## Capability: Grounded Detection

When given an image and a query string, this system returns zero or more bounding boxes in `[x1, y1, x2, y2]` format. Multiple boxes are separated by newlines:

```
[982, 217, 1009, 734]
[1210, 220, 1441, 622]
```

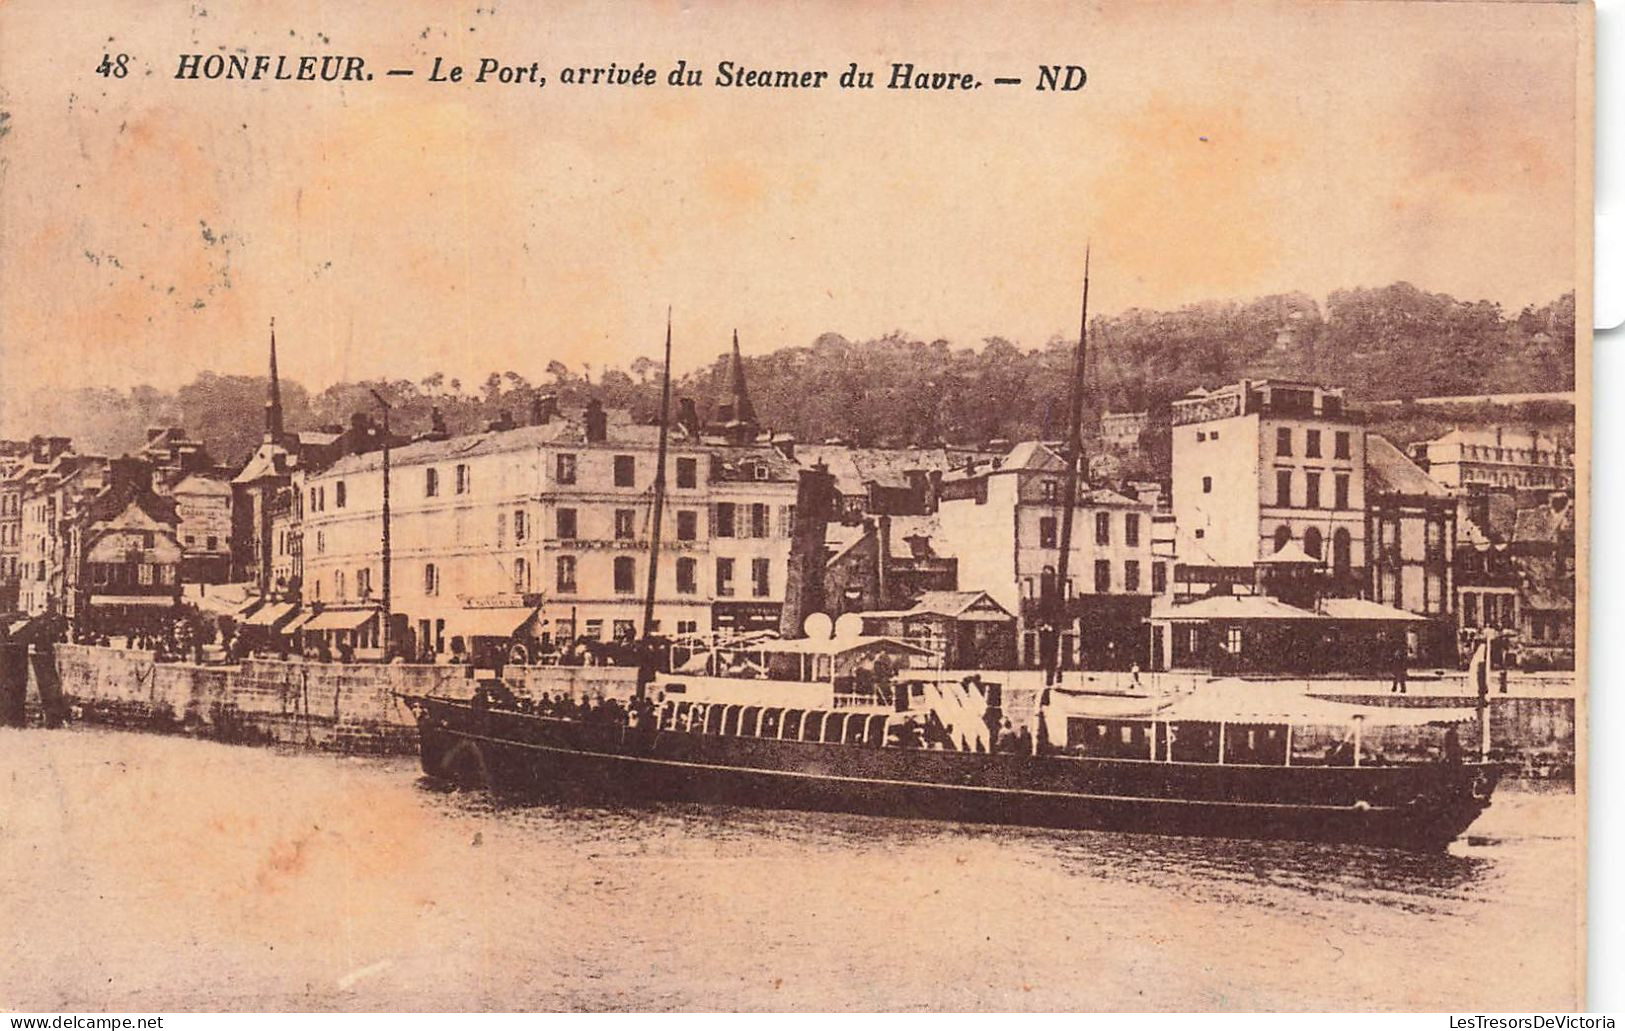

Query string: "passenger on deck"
[1443, 725, 1463, 764]
[889, 715, 925, 749]
[995, 718, 1020, 754]
[1324, 741, 1355, 766]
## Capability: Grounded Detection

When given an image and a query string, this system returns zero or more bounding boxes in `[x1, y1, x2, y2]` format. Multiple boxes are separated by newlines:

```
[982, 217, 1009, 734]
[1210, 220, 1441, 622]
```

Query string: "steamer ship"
[401, 267, 1503, 852]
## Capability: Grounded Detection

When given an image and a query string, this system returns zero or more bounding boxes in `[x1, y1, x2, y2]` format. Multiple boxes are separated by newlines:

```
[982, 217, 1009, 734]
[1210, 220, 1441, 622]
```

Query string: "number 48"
[96, 53, 129, 78]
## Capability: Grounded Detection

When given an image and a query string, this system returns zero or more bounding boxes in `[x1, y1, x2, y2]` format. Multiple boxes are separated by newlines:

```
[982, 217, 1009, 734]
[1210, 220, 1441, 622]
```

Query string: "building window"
[716, 557, 735, 597]
[513, 509, 527, 542]
[1202, 476, 1212, 494]
[1276, 470, 1292, 507]
[335, 569, 347, 601]
[1039, 516, 1057, 549]
[1305, 472, 1321, 509]
[357, 567, 372, 599]
[1276, 427, 1293, 456]
[206, 535, 218, 550]
[1094, 559, 1111, 593]
[1334, 473, 1350, 510]
[714, 503, 736, 538]
[309, 487, 319, 511]
[556, 508, 577, 539]
[614, 508, 636, 540]
[613, 556, 636, 593]
[512, 558, 530, 593]
[677, 510, 698, 541]
[455, 464, 470, 494]
[752, 558, 771, 598]
[1224, 627, 1243, 655]
[423, 563, 438, 596]
[556, 453, 577, 485]
[1125, 513, 1141, 547]
[1041, 480, 1058, 502]
[425, 468, 439, 497]
[1333, 528, 1352, 576]
[676, 556, 697, 594]
[1335, 431, 1351, 459]
[751, 503, 770, 538]
[316, 530, 325, 554]
[1152, 562, 1168, 594]
[1124, 559, 1141, 593]
[556, 556, 577, 593]
[676, 457, 698, 489]
[1274, 525, 1292, 552]
[137, 563, 154, 586]
[614, 455, 636, 487]
[1303, 527, 1323, 560]
[335, 481, 347, 508]
[1305, 429, 1322, 458]
[1095, 512, 1110, 546]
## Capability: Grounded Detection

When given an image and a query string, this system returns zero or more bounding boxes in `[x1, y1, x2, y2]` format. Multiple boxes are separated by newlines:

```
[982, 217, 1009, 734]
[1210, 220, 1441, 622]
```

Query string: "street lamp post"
[368, 389, 392, 661]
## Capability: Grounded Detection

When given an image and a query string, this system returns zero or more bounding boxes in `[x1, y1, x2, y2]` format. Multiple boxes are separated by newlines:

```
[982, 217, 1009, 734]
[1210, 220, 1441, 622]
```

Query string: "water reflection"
[423, 781, 1507, 917]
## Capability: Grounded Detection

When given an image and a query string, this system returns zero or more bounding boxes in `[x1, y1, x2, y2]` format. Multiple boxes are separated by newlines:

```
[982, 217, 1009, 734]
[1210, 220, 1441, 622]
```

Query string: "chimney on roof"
[531, 393, 559, 426]
[487, 409, 515, 432]
[585, 399, 608, 443]
[348, 412, 377, 455]
[676, 397, 702, 439]
[773, 434, 797, 461]
[424, 406, 450, 442]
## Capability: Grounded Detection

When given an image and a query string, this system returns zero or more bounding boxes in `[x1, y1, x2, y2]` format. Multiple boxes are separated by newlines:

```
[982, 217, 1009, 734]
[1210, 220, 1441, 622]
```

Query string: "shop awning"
[303, 608, 378, 632]
[458, 605, 539, 639]
[279, 610, 316, 634]
[241, 601, 297, 627]
[89, 595, 178, 608]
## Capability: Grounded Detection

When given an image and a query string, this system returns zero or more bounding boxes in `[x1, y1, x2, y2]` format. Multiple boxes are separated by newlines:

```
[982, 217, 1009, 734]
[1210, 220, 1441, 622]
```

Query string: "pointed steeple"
[725, 328, 756, 434]
[264, 317, 285, 444]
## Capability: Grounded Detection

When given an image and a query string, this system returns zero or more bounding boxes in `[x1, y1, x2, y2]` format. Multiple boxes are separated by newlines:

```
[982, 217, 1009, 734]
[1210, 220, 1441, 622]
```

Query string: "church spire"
[264, 317, 285, 443]
[726, 328, 756, 437]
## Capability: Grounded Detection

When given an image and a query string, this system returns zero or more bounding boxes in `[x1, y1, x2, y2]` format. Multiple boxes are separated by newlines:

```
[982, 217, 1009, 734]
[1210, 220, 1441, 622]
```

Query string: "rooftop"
[1366, 435, 1449, 498]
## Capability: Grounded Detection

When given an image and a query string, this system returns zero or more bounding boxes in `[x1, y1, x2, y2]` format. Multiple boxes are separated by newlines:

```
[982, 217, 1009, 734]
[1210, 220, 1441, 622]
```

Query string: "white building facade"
[936, 442, 1156, 669]
[300, 407, 796, 658]
[1171, 380, 1368, 588]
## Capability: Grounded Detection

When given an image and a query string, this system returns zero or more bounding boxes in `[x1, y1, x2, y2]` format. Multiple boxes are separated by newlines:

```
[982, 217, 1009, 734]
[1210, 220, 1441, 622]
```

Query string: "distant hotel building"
[1408, 426, 1574, 492]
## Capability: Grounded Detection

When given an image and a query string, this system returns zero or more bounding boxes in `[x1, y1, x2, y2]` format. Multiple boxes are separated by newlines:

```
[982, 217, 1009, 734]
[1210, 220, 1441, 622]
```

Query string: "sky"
[0, 0, 1589, 430]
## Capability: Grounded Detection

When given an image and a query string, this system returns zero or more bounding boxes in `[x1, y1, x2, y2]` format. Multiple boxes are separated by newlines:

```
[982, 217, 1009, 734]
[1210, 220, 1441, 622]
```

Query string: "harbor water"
[0, 726, 1582, 1011]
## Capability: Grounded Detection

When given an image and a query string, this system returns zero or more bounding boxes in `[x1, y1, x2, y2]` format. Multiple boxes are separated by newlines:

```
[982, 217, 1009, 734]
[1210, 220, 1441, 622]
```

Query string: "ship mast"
[639, 309, 674, 696]
[1048, 248, 1091, 686]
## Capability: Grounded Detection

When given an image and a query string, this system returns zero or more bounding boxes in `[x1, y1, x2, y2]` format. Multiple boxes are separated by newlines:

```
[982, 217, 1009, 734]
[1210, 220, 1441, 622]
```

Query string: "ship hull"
[408, 697, 1500, 852]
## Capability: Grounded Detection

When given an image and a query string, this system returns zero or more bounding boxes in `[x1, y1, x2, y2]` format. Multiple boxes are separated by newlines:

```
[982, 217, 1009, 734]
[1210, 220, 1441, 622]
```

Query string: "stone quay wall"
[52, 644, 640, 754]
